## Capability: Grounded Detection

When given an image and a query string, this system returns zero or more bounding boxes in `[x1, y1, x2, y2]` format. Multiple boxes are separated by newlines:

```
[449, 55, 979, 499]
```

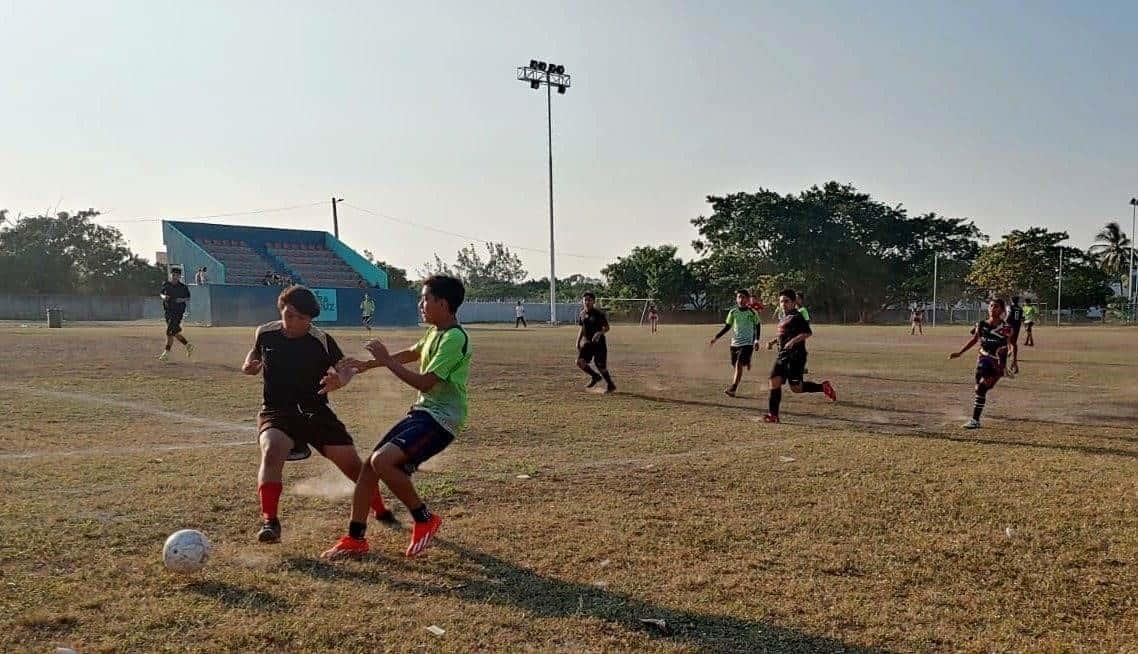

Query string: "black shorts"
[578, 340, 608, 369]
[165, 310, 185, 336]
[730, 345, 754, 368]
[257, 405, 353, 453]
[362, 314, 373, 324]
[375, 411, 454, 475]
[975, 354, 1004, 385]
[1009, 322, 1022, 344]
[770, 354, 806, 385]
[1024, 321, 1034, 333]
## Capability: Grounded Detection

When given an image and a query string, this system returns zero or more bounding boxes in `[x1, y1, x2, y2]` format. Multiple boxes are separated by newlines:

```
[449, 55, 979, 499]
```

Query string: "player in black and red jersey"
[949, 298, 1014, 430]
[761, 289, 836, 423]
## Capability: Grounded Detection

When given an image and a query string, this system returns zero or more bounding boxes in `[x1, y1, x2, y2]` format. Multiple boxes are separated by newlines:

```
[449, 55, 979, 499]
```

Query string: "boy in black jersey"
[1006, 296, 1024, 375]
[577, 292, 615, 393]
[158, 268, 194, 362]
[761, 289, 836, 423]
[241, 285, 393, 543]
[949, 298, 1014, 430]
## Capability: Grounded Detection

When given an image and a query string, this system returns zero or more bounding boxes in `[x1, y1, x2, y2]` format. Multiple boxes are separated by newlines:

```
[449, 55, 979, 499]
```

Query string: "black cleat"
[585, 376, 602, 389]
[257, 519, 282, 543]
[604, 383, 617, 394]
[286, 442, 312, 462]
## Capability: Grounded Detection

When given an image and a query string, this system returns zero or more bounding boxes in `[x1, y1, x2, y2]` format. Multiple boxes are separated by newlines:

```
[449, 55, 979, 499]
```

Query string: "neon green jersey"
[360, 297, 375, 316]
[411, 325, 472, 434]
[1023, 305, 1038, 322]
[798, 306, 811, 322]
[725, 306, 760, 347]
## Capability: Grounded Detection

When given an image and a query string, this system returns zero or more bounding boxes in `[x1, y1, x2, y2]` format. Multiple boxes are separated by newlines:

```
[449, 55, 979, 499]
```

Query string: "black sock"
[348, 520, 367, 539]
[973, 387, 987, 421]
[801, 381, 823, 393]
[601, 371, 614, 386]
[769, 387, 782, 415]
[584, 366, 601, 381]
[410, 504, 432, 524]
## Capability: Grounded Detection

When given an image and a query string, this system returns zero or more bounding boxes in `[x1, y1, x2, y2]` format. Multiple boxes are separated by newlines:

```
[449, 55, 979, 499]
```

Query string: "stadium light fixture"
[517, 59, 572, 324]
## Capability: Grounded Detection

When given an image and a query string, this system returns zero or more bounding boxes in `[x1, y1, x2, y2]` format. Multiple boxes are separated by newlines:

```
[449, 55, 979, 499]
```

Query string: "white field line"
[0, 384, 256, 460]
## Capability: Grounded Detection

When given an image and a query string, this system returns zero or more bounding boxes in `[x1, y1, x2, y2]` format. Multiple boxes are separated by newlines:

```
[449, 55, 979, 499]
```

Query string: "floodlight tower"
[1130, 197, 1137, 321]
[517, 60, 571, 324]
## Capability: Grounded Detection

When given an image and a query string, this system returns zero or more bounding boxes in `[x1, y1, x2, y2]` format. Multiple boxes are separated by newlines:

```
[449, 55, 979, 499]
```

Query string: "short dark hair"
[582, 291, 596, 300]
[1012, 295, 1020, 302]
[170, 268, 182, 275]
[423, 275, 465, 313]
[278, 285, 321, 318]
[779, 288, 797, 301]
[735, 288, 750, 297]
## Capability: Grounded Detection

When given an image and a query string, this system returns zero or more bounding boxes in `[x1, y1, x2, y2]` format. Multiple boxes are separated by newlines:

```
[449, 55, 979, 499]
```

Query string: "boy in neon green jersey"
[709, 289, 761, 397]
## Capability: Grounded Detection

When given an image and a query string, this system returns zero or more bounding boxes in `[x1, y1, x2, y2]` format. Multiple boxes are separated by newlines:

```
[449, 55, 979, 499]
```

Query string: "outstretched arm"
[948, 334, 979, 359]
[710, 323, 731, 344]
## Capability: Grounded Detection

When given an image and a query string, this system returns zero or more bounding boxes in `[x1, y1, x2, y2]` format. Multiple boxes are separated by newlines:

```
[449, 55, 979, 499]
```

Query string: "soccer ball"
[162, 529, 211, 573]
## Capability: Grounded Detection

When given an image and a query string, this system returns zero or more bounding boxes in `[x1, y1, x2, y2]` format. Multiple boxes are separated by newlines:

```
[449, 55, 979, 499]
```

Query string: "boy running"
[322, 275, 472, 559]
[761, 289, 836, 423]
[949, 298, 1013, 429]
[158, 268, 194, 362]
[360, 293, 376, 331]
[910, 305, 924, 335]
[242, 285, 394, 544]
[577, 292, 616, 393]
[709, 289, 761, 397]
[1006, 296, 1024, 374]
[1022, 300, 1038, 346]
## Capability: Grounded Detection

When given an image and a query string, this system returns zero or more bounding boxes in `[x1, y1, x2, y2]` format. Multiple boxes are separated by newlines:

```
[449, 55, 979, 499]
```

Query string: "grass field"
[2, 320, 1137, 653]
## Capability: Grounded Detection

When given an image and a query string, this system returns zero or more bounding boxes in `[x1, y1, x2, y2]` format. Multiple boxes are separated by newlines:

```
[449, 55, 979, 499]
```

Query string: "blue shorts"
[375, 411, 454, 474]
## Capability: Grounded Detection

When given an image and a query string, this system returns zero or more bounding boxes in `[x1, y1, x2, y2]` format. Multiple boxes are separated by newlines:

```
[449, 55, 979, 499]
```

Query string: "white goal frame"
[597, 297, 657, 325]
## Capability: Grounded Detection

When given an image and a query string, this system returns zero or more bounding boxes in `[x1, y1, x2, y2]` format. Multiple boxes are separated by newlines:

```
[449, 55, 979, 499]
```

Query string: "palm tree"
[1089, 221, 1133, 279]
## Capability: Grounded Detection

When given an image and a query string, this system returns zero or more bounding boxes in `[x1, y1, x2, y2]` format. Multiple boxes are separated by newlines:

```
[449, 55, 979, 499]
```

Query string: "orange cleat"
[321, 535, 369, 560]
[405, 514, 442, 558]
[762, 413, 780, 423]
[822, 380, 837, 402]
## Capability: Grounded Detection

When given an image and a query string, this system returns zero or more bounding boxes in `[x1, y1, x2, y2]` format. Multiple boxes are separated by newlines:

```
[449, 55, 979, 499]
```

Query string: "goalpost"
[597, 297, 657, 325]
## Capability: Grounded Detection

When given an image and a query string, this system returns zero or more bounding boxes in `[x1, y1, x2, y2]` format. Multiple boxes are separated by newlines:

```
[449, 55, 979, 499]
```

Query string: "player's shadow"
[285, 547, 884, 653]
[183, 580, 290, 612]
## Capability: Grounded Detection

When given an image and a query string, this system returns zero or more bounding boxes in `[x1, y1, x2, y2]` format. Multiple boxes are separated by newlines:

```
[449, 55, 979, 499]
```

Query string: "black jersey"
[776, 311, 812, 358]
[161, 281, 191, 312]
[1007, 304, 1024, 326]
[253, 321, 344, 409]
[973, 320, 1012, 357]
[578, 307, 610, 341]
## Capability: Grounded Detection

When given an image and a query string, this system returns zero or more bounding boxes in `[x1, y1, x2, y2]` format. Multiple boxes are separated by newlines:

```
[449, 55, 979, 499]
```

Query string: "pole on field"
[931, 252, 938, 327]
[1056, 247, 1063, 327]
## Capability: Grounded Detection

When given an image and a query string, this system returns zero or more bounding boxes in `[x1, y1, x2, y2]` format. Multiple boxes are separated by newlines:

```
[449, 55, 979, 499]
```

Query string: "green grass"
[1, 321, 1136, 652]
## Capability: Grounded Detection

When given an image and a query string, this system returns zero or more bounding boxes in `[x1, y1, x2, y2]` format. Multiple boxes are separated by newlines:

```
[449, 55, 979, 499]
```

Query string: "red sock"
[258, 481, 282, 521]
[370, 486, 388, 515]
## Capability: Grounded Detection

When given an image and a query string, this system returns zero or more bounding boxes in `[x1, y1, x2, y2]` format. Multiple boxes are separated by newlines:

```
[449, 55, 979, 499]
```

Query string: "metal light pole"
[1129, 198, 1137, 321]
[931, 252, 938, 327]
[331, 197, 344, 239]
[1056, 247, 1063, 327]
[518, 60, 571, 324]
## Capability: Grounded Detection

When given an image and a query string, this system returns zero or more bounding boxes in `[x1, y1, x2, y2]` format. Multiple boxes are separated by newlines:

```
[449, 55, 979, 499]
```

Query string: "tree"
[416, 254, 455, 280]
[0, 209, 166, 295]
[601, 245, 692, 309]
[691, 182, 984, 321]
[362, 249, 411, 289]
[421, 242, 528, 299]
[1088, 221, 1132, 283]
[966, 228, 1067, 298]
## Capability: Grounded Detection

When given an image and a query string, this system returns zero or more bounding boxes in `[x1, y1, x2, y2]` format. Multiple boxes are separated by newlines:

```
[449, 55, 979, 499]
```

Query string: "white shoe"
[158, 351, 170, 362]
[963, 418, 981, 430]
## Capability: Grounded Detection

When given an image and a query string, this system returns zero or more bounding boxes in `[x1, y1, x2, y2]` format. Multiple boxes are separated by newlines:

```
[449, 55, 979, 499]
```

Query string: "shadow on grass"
[184, 580, 290, 612]
[284, 549, 885, 653]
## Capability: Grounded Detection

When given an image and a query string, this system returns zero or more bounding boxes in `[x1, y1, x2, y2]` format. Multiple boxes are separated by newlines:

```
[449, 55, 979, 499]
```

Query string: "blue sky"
[2, 1, 1135, 278]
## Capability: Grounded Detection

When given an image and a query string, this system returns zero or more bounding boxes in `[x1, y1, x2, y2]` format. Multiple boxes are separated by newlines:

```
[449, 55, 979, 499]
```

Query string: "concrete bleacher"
[194, 238, 290, 286]
[266, 242, 365, 288]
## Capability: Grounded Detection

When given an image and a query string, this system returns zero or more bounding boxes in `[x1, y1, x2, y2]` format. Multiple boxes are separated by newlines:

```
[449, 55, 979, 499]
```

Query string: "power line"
[339, 202, 613, 262]
[97, 202, 325, 225]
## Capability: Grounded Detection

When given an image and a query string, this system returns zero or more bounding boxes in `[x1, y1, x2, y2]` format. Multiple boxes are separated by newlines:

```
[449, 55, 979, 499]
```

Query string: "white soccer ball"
[162, 529, 211, 573]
